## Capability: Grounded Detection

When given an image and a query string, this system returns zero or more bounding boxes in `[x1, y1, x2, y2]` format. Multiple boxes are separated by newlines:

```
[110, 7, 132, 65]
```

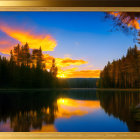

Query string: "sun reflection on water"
[32, 97, 100, 132]
[56, 98, 100, 118]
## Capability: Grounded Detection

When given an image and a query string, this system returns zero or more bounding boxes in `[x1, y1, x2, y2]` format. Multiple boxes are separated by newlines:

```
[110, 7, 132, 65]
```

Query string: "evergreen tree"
[97, 45, 140, 88]
[50, 59, 58, 77]
[0, 43, 59, 88]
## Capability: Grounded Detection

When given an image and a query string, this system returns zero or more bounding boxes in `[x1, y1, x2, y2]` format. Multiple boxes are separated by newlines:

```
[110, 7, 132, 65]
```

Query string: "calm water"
[0, 89, 140, 132]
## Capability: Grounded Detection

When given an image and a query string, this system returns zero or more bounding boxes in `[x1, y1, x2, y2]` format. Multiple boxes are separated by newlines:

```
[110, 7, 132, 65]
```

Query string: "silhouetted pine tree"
[0, 43, 59, 88]
[97, 45, 140, 88]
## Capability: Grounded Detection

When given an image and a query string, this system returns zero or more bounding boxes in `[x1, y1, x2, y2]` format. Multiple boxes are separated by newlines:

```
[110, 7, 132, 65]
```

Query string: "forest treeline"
[97, 45, 140, 88]
[0, 43, 59, 88]
[0, 43, 98, 89]
[59, 78, 98, 88]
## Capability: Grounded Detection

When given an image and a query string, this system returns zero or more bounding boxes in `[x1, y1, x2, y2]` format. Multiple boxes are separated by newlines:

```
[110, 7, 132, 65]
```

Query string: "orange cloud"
[109, 12, 140, 30]
[0, 41, 12, 54]
[0, 22, 100, 78]
[56, 57, 88, 68]
[0, 39, 18, 54]
[0, 40, 10, 45]
[57, 68, 100, 78]
[61, 58, 87, 66]
[69, 69, 100, 78]
[43, 54, 100, 78]
[43, 54, 95, 78]
[0, 22, 57, 53]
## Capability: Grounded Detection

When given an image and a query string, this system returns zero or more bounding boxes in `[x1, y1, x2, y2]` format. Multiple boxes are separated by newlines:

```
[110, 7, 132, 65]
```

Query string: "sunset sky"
[0, 12, 138, 78]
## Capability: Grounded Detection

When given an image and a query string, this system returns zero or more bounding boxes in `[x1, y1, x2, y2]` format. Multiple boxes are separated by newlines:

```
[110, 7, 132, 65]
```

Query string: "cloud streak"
[43, 54, 95, 78]
[57, 68, 100, 78]
[44, 55, 87, 67]
[0, 21, 100, 78]
[0, 22, 57, 53]
[0, 34, 18, 54]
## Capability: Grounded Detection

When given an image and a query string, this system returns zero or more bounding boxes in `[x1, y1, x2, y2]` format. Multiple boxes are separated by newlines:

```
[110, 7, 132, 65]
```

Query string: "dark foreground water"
[0, 89, 140, 132]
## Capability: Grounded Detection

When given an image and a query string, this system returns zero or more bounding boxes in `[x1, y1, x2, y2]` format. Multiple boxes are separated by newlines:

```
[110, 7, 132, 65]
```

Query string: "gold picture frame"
[0, 0, 140, 139]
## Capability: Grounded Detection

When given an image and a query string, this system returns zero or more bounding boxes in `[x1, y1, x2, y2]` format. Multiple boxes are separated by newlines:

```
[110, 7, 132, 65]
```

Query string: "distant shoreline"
[96, 88, 140, 91]
[0, 88, 139, 92]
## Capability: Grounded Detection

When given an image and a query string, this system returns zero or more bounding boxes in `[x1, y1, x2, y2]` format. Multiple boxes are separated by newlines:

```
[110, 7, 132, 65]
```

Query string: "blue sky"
[0, 12, 137, 77]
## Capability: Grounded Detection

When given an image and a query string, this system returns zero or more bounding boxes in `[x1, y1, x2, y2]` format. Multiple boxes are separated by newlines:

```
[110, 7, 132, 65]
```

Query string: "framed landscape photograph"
[1, 0, 140, 139]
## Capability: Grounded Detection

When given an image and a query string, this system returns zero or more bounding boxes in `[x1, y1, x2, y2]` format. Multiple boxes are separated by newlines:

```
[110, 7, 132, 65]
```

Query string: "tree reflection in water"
[0, 89, 140, 132]
[0, 89, 97, 132]
[0, 91, 58, 132]
[97, 90, 140, 132]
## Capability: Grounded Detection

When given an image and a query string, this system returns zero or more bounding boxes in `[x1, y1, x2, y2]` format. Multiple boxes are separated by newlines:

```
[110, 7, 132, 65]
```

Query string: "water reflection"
[0, 89, 140, 132]
[56, 98, 100, 118]
[0, 91, 58, 132]
[97, 90, 140, 132]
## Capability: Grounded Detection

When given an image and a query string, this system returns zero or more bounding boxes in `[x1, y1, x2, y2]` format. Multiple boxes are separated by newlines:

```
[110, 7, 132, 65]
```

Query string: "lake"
[0, 89, 140, 132]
